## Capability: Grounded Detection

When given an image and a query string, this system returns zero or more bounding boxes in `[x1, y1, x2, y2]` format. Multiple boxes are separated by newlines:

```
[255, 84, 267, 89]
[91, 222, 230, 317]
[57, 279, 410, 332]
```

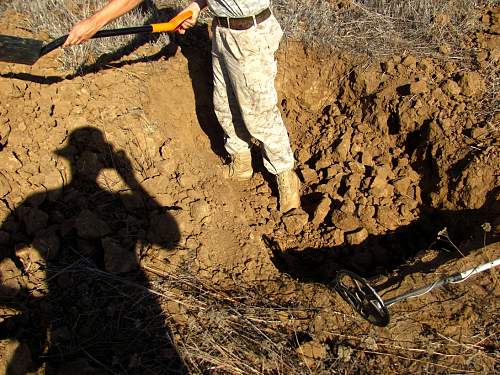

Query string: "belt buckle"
[216, 17, 228, 28]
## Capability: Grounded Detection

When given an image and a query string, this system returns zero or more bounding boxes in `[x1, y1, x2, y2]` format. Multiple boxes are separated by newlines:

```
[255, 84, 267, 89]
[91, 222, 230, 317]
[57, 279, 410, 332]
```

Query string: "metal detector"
[335, 258, 500, 327]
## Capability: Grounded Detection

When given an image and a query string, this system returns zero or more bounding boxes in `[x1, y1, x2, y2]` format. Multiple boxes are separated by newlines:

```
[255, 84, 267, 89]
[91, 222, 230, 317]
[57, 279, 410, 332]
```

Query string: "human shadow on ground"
[0, 127, 187, 374]
[175, 25, 226, 159]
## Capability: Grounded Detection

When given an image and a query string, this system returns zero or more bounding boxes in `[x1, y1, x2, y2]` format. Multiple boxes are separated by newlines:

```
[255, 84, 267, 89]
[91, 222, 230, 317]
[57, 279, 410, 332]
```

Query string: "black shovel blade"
[0, 35, 44, 65]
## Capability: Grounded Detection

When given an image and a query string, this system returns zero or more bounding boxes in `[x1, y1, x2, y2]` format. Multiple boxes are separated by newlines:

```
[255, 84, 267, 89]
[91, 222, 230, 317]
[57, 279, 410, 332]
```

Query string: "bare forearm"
[90, 0, 145, 28]
[64, 0, 144, 45]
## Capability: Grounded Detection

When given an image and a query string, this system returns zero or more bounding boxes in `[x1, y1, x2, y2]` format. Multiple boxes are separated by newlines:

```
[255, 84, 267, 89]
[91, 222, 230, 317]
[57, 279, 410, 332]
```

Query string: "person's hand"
[177, 2, 202, 34]
[63, 16, 103, 46]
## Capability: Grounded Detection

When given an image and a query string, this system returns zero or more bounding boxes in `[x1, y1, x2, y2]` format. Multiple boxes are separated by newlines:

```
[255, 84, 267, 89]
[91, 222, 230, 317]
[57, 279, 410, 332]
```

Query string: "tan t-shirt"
[208, 0, 270, 17]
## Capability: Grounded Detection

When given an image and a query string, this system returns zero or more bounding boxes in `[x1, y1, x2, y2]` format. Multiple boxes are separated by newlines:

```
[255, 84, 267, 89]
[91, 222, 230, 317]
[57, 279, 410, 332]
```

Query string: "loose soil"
[0, 5, 499, 375]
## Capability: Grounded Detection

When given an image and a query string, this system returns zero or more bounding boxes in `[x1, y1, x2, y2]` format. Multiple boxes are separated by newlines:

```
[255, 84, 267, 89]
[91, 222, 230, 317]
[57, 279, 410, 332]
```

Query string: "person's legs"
[220, 16, 294, 175]
[212, 24, 254, 180]
[212, 25, 253, 153]
[217, 16, 299, 211]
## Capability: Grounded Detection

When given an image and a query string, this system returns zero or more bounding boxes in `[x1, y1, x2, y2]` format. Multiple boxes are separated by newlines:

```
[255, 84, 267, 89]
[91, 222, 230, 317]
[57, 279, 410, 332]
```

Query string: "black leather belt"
[215, 8, 271, 30]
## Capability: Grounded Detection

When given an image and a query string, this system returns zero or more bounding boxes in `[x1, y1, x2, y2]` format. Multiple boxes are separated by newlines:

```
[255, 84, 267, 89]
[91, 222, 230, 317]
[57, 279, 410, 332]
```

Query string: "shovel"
[0, 10, 192, 65]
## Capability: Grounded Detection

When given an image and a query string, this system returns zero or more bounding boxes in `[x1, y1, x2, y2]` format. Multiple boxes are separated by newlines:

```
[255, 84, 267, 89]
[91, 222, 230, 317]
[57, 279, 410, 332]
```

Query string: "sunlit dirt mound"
[0, 5, 499, 375]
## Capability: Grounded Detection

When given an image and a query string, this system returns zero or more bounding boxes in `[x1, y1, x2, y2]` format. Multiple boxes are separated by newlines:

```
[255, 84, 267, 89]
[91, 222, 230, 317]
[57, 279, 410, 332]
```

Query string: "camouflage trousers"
[211, 14, 294, 174]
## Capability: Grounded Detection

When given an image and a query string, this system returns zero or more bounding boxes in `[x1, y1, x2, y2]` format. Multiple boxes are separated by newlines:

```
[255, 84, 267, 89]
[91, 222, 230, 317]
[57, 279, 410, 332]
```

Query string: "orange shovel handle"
[151, 10, 194, 33]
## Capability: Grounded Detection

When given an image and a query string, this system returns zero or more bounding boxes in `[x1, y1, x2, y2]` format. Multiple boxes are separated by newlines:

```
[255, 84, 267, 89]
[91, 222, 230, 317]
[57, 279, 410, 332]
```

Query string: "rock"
[346, 228, 369, 245]
[361, 149, 374, 166]
[340, 199, 356, 214]
[315, 150, 334, 170]
[282, 209, 309, 234]
[346, 160, 365, 175]
[102, 237, 137, 274]
[399, 204, 413, 221]
[157, 158, 178, 177]
[296, 147, 312, 164]
[330, 210, 361, 231]
[392, 177, 412, 196]
[185, 237, 199, 250]
[0, 172, 12, 198]
[369, 176, 394, 198]
[410, 80, 428, 95]
[141, 175, 170, 197]
[332, 229, 345, 246]
[295, 341, 328, 367]
[376, 206, 399, 230]
[352, 68, 381, 95]
[75, 210, 111, 240]
[44, 170, 64, 201]
[190, 199, 211, 223]
[458, 71, 485, 97]
[471, 127, 488, 140]
[0, 153, 21, 176]
[358, 204, 376, 222]
[33, 231, 60, 260]
[147, 211, 181, 246]
[325, 164, 343, 179]
[374, 164, 394, 180]
[441, 80, 461, 96]
[177, 172, 198, 188]
[337, 345, 353, 362]
[402, 55, 417, 68]
[312, 195, 331, 225]
[346, 173, 363, 191]
[0, 258, 22, 297]
[332, 128, 352, 162]
[17, 206, 49, 235]
[52, 99, 73, 118]
[299, 165, 319, 184]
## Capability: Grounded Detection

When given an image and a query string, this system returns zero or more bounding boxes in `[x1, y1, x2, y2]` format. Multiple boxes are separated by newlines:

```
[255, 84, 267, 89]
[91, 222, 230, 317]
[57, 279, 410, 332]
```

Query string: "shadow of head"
[54, 126, 118, 181]
[22, 125, 182, 255]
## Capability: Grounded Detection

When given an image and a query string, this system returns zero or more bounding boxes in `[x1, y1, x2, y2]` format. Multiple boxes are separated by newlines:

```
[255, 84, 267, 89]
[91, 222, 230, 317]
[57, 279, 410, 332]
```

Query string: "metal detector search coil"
[335, 258, 500, 327]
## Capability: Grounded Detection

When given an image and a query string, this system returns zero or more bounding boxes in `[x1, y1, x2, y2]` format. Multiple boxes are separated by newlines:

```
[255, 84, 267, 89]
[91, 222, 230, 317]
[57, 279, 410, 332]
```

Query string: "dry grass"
[6, 0, 496, 70]
[37, 258, 315, 374]
[274, 0, 489, 58]
[38, 256, 498, 374]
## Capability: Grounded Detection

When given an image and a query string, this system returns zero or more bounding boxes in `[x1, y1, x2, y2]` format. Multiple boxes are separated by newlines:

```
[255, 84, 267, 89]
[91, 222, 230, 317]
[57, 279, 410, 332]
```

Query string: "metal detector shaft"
[384, 258, 500, 307]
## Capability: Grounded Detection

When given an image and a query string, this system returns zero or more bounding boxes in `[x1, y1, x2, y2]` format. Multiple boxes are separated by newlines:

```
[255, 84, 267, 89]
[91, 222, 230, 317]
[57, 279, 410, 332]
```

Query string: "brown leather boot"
[276, 170, 301, 212]
[222, 152, 253, 181]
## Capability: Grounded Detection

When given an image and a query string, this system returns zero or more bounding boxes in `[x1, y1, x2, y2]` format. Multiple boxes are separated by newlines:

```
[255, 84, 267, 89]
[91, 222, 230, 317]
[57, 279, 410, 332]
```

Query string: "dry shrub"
[8, 0, 495, 68]
[274, 0, 490, 58]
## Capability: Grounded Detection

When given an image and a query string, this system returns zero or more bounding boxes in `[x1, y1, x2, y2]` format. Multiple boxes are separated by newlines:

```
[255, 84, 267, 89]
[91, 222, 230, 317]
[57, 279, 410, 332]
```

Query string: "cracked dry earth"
[0, 5, 499, 375]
